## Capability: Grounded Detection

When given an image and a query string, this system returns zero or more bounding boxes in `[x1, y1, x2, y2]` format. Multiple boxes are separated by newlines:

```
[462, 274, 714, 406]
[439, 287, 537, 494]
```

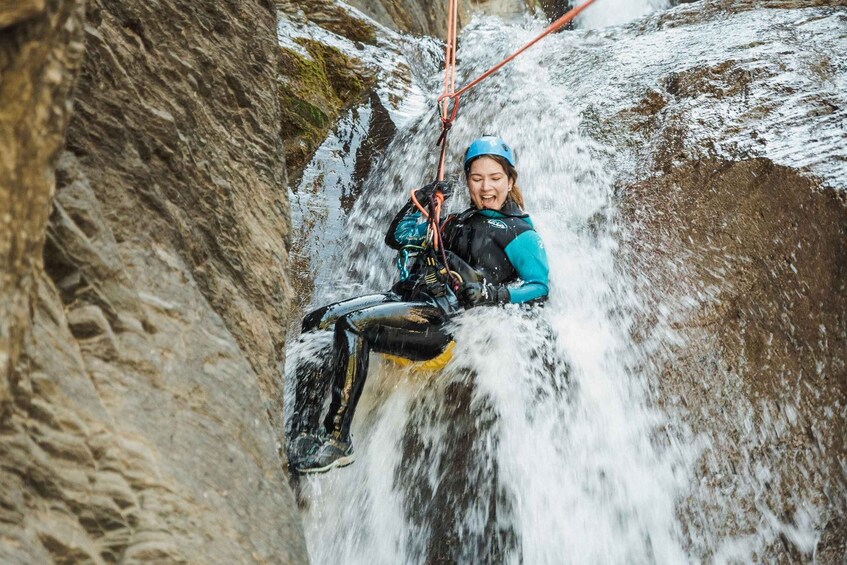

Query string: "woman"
[288, 136, 549, 473]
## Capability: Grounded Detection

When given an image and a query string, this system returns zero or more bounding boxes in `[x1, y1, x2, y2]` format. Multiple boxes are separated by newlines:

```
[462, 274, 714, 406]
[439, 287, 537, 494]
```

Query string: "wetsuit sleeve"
[503, 231, 549, 304]
[385, 201, 427, 249]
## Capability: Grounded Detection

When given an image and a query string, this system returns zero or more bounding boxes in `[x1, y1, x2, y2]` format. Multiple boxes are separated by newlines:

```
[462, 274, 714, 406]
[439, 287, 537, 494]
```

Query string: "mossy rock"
[308, 8, 378, 45]
[278, 45, 338, 117]
[279, 83, 328, 136]
[277, 39, 376, 181]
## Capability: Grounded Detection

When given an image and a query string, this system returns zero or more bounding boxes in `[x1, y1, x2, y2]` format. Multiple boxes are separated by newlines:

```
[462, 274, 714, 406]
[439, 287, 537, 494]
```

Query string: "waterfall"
[284, 1, 840, 562]
[288, 8, 693, 563]
[576, 0, 670, 29]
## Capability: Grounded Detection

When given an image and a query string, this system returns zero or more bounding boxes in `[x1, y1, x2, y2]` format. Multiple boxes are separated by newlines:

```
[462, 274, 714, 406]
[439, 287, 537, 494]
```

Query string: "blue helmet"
[463, 136, 516, 173]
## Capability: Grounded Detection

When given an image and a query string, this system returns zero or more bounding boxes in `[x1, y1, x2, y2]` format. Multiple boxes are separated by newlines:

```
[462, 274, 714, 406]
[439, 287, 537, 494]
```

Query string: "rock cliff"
[1, 0, 308, 562]
[1, 0, 84, 408]
[276, 0, 379, 181]
[597, 1, 846, 559]
[5, 0, 845, 561]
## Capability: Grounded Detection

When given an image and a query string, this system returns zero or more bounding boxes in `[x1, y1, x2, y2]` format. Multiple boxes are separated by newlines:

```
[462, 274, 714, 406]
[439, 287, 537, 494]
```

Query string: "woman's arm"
[385, 202, 427, 249]
[503, 230, 549, 303]
[385, 181, 454, 249]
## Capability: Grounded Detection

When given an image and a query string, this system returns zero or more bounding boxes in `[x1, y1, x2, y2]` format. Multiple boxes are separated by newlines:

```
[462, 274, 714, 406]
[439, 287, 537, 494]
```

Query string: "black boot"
[296, 436, 355, 474]
[287, 335, 334, 472]
[297, 313, 370, 473]
[287, 432, 323, 471]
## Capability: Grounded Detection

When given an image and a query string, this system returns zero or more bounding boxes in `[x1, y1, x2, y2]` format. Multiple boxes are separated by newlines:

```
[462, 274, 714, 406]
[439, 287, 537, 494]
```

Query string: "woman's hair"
[465, 155, 525, 210]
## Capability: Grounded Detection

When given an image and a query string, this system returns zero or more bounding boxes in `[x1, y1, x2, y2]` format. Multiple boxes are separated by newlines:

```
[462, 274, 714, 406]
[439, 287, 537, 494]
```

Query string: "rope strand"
[424, 0, 601, 285]
[453, 0, 599, 99]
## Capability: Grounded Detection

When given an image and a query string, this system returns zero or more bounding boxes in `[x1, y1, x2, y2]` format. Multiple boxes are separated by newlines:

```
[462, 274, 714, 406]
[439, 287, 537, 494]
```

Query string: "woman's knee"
[335, 311, 364, 336]
[302, 305, 332, 332]
[302, 294, 390, 333]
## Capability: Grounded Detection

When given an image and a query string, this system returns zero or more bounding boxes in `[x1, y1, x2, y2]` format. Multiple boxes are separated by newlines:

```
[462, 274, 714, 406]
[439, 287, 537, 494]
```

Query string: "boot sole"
[297, 453, 356, 474]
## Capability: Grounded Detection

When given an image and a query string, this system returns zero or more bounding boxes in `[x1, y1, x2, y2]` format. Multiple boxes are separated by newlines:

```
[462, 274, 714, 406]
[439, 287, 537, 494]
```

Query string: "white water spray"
[576, 0, 670, 29]
[286, 3, 697, 561]
[283, 0, 842, 562]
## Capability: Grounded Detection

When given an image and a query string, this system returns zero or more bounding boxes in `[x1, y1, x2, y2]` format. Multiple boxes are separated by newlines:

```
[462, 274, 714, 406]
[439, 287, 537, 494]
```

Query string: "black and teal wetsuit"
[391, 199, 549, 304]
[290, 198, 549, 445]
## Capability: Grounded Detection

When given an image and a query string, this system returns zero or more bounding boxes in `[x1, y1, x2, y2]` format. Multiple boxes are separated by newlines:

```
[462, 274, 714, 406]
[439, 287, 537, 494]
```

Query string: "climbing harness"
[396, 245, 425, 281]
[406, 182, 461, 299]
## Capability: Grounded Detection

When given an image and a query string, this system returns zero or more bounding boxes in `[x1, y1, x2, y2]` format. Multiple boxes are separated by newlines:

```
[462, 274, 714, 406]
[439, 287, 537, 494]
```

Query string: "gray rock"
[1, 0, 309, 562]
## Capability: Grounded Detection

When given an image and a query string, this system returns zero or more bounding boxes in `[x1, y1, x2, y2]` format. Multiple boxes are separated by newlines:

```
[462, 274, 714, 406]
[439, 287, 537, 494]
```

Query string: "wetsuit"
[291, 198, 549, 443]
[391, 199, 549, 304]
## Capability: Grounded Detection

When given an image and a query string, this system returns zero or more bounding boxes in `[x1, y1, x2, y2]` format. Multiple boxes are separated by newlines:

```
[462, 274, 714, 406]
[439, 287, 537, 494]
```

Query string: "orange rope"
[432, 195, 443, 249]
[438, 0, 601, 106]
[441, 0, 458, 105]
[410, 189, 446, 249]
[436, 0, 461, 181]
[410, 188, 430, 218]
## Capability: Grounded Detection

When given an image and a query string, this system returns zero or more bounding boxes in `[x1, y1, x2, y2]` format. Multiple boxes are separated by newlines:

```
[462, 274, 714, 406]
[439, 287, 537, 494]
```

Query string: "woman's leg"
[297, 300, 451, 472]
[323, 301, 452, 444]
[301, 294, 395, 333]
[290, 295, 392, 438]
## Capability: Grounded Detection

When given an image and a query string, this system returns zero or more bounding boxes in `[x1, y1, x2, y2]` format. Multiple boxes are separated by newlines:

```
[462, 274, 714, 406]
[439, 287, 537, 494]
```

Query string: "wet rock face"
[277, 36, 377, 181]
[622, 158, 847, 560]
[529, 0, 572, 19]
[279, 0, 379, 43]
[528, 0, 699, 21]
[1, 0, 309, 562]
[605, 1, 846, 559]
[343, 0, 462, 36]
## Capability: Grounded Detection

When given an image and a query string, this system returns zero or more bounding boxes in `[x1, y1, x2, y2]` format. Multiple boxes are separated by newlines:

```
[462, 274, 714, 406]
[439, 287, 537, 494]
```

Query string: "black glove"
[414, 180, 453, 207]
[459, 281, 510, 308]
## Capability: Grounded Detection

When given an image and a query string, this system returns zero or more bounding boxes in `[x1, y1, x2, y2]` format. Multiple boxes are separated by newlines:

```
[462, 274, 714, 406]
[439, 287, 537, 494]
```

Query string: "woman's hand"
[414, 180, 453, 206]
[459, 282, 510, 307]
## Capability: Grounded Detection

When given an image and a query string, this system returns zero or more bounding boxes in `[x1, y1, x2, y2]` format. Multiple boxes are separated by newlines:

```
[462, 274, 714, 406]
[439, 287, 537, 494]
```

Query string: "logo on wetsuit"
[487, 219, 508, 230]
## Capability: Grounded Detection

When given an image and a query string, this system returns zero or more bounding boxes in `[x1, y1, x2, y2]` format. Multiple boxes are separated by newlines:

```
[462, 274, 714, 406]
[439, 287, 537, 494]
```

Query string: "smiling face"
[467, 156, 513, 210]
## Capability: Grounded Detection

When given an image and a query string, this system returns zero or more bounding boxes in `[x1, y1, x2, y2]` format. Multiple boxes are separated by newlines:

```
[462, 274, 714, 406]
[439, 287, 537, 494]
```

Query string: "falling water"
[577, 0, 669, 29]
[284, 1, 840, 562]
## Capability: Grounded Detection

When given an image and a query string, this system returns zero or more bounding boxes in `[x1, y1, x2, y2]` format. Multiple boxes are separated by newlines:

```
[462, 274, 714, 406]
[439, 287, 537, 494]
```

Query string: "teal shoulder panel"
[503, 230, 549, 303]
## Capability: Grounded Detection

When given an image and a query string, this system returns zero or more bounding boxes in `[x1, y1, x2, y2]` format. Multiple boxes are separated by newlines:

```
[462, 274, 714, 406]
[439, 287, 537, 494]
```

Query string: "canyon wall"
[1, 0, 308, 562]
